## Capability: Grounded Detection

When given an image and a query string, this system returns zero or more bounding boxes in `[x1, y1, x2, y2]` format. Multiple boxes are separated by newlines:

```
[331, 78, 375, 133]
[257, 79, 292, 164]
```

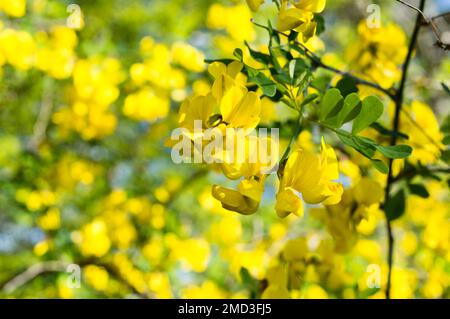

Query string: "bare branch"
[27, 77, 54, 153]
[384, 0, 427, 299]
[431, 11, 450, 21]
[1, 260, 70, 294]
[396, 0, 450, 50]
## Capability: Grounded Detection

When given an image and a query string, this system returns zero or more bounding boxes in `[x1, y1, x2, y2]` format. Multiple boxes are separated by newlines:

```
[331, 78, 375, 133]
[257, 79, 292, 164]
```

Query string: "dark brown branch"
[383, 0, 427, 299]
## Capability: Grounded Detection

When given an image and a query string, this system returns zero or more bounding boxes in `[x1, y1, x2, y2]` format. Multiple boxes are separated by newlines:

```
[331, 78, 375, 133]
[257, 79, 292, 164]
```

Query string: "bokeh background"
[0, 0, 449, 298]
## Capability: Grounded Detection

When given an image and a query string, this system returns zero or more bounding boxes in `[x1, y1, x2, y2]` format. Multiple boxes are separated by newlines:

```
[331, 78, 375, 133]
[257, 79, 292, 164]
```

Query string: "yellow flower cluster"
[54, 156, 99, 190]
[124, 36, 204, 122]
[35, 26, 78, 79]
[53, 57, 124, 140]
[397, 101, 444, 165]
[0, 24, 77, 76]
[346, 22, 407, 89]
[311, 178, 384, 253]
[176, 60, 343, 217]
[262, 237, 352, 298]
[207, 3, 255, 43]
[247, 0, 326, 41]
[15, 188, 58, 212]
[74, 189, 158, 257]
[177, 61, 272, 214]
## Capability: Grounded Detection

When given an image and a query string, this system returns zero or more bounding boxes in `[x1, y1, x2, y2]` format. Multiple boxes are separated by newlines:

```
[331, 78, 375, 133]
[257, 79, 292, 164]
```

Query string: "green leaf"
[287, 58, 309, 86]
[239, 267, 258, 298]
[371, 122, 409, 140]
[204, 58, 235, 64]
[336, 76, 358, 97]
[310, 74, 332, 92]
[372, 159, 389, 174]
[288, 30, 299, 42]
[443, 135, 450, 145]
[313, 14, 325, 35]
[409, 184, 430, 198]
[385, 189, 406, 221]
[319, 88, 343, 122]
[442, 82, 450, 95]
[289, 59, 296, 80]
[300, 94, 318, 107]
[336, 93, 361, 127]
[337, 130, 376, 158]
[441, 149, 450, 164]
[246, 68, 277, 97]
[245, 41, 272, 65]
[441, 114, 450, 133]
[375, 144, 412, 159]
[233, 48, 243, 61]
[352, 96, 384, 134]
[240, 267, 254, 285]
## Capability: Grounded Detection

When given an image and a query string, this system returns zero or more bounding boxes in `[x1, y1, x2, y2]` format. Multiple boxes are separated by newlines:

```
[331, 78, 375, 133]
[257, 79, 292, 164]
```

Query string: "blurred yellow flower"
[84, 265, 109, 292]
[78, 219, 111, 257]
[0, 0, 26, 17]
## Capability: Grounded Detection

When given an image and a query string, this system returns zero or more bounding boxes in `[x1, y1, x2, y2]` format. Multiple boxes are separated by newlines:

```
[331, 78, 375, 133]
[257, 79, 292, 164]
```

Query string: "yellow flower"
[219, 84, 261, 131]
[0, 0, 26, 17]
[169, 238, 211, 272]
[123, 88, 170, 122]
[207, 4, 255, 42]
[84, 265, 109, 292]
[346, 22, 407, 89]
[33, 239, 51, 256]
[0, 29, 35, 70]
[208, 61, 247, 100]
[171, 42, 205, 72]
[212, 179, 262, 215]
[276, 138, 343, 218]
[35, 26, 77, 79]
[182, 280, 227, 299]
[178, 62, 260, 139]
[212, 134, 279, 215]
[78, 219, 111, 257]
[278, 0, 326, 41]
[353, 177, 383, 206]
[37, 207, 61, 231]
[178, 93, 216, 132]
[246, 0, 264, 12]
[398, 101, 444, 165]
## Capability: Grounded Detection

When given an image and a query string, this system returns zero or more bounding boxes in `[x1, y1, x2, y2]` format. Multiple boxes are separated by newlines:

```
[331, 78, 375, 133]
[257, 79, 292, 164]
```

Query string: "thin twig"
[383, 0, 427, 299]
[27, 77, 54, 152]
[0, 259, 150, 298]
[0, 260, 70, 294]
[431, 11, 450, 21]
[396, 0, 449, 50]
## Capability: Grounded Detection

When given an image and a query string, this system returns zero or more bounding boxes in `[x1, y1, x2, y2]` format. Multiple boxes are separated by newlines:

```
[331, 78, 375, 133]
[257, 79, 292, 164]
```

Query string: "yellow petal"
[212, 185, 259, 215]
[246, 0, 264, 12]
[238, 178, 264, 202]
[294, 0, 327, 13]
[275, 188, 304, 218]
